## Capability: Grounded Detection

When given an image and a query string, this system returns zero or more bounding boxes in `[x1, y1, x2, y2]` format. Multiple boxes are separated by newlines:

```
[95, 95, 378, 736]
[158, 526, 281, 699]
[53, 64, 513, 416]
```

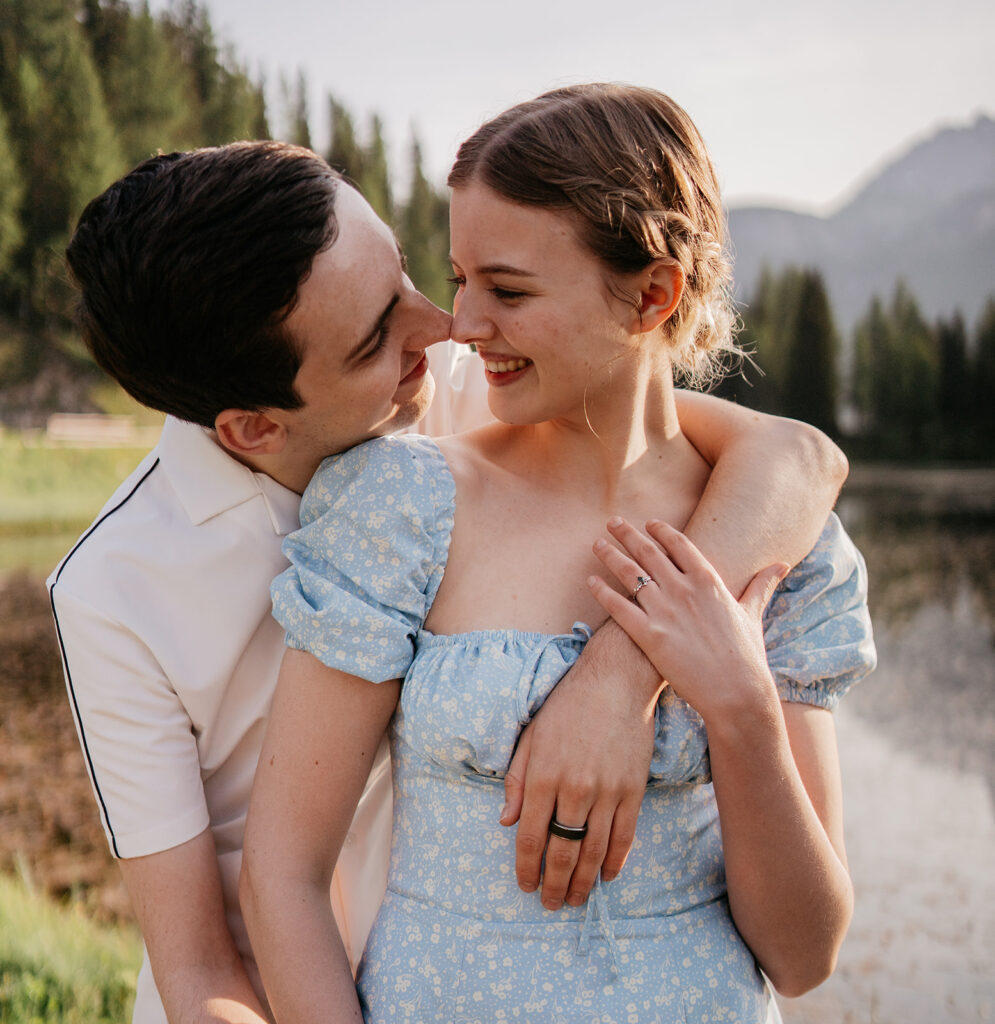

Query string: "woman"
[242, 84, 875, 1022]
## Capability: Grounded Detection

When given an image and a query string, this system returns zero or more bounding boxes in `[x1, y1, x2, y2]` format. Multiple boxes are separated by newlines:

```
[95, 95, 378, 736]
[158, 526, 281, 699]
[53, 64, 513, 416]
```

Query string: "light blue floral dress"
[271, 435, 876, 1024]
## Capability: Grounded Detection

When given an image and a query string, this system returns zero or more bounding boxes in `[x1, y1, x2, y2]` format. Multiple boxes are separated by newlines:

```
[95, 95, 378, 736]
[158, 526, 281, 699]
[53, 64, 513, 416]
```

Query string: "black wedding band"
[548, 817, 589, 841]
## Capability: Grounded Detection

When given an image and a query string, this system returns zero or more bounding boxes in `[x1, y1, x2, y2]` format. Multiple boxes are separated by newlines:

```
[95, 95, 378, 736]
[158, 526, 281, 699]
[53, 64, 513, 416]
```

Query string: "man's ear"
[634, 261, 685, 334]
[214, 408, 288, 457]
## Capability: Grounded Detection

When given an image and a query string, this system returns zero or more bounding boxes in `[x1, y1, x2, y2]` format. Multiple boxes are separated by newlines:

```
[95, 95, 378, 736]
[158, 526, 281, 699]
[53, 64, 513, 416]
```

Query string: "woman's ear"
[635, 261, 685, 334]
[214, 408, 288, 457]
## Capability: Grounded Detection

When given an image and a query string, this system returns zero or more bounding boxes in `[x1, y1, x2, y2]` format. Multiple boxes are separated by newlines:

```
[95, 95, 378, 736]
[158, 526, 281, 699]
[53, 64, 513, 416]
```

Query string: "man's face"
[277, 185, 452, 468]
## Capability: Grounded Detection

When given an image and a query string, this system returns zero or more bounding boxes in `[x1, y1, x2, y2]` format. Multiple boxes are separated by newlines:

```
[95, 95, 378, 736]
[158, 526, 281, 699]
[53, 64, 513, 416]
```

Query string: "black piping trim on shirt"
[49, 457, 162, 859]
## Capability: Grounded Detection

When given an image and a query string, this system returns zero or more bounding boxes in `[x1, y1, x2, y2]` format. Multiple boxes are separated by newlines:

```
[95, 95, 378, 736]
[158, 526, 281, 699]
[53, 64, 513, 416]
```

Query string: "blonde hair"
[448, 83, 738, 386]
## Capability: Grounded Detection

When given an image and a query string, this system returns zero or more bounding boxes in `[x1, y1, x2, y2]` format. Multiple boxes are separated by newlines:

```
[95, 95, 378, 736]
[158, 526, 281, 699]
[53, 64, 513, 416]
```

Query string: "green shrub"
[0, 872, 141, 1023]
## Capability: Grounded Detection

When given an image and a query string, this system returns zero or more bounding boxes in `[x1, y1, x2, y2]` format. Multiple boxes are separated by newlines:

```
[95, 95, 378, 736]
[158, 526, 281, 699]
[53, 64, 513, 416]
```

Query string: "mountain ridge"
[727, 114, 995, 332]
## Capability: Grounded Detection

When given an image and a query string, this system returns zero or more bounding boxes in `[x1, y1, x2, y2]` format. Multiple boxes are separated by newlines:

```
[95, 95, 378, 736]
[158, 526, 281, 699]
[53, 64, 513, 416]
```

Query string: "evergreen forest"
[1, 0, 991, 461]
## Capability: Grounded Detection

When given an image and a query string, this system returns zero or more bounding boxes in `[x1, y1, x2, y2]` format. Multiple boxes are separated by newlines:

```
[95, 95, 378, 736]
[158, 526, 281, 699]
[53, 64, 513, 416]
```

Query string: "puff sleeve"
[270, 435, 454, 683]
[762, 512, 877, 709]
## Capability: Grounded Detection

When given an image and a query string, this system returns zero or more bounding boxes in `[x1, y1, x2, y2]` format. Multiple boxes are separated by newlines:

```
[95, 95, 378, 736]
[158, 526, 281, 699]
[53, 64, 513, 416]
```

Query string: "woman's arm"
[504, 395, 848, 911]
[588, 518, 853, 995]
[240, 650, 400, 1024]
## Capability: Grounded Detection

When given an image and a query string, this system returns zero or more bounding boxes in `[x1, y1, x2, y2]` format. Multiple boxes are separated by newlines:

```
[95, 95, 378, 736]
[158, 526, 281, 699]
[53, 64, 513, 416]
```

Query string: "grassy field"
[2, 433, 151, 1020]
[0, 431, 155, 526]
[0, 868, 141, 1022]
[0, 430, 158, 574]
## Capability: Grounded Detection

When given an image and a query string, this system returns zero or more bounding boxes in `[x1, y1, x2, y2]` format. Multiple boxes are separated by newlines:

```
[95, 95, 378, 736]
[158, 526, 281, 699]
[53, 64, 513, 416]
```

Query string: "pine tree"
[970, 297, 995, 456]
[280, 69, 311, 149]
[326, 96, 363, 182]
[161, 0, 268, 144]
[89, 2, 201, 165]
[359, 114, 393, 223]
[79, 0, 131, 72]
[782, 270, 839, 435]
[0, 102, 24, 283]
[204, 46, 269, 141]
[0, 0, 122, 334]
[399, 137, 452, 311]
[853, 295, 891, 435]
[728, 265, 804, 414]
[890, 282, 940, 453]
[936, 313, 969, 445]
[853, 283, 940, 456]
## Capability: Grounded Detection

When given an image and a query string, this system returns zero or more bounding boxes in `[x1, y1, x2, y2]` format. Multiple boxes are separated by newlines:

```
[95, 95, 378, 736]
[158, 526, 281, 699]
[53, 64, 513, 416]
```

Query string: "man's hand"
[502, 622, 663, 910]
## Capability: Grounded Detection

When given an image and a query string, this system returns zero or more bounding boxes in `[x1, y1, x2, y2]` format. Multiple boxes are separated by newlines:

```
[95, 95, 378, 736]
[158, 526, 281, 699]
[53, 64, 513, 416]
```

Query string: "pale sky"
[160, 0, 994, 213]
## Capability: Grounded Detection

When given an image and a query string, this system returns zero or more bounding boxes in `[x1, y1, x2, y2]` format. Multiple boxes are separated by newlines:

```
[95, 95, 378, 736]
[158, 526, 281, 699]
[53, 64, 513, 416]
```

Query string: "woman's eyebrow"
[448, 258, 538, 278]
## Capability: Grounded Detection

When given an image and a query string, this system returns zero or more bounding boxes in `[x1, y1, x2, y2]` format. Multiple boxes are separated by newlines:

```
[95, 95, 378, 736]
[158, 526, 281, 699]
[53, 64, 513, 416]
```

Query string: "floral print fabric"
[271, 435, 876, 1023]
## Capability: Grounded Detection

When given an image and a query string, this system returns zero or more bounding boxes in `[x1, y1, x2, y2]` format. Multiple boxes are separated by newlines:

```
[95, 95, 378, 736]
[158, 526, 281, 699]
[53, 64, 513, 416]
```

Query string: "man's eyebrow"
[347, 292, 400, 362]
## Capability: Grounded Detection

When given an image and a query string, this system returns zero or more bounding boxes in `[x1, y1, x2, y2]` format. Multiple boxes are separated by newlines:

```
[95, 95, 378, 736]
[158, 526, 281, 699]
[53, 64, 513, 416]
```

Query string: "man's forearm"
[118, 833, 272, 1024]
[157, 962, 272, 1024]
[676, 391, 847, 595]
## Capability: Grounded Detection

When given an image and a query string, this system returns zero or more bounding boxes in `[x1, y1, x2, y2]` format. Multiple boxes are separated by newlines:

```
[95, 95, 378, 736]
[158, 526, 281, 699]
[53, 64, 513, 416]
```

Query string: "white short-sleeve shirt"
[48, 342, 488, 1023]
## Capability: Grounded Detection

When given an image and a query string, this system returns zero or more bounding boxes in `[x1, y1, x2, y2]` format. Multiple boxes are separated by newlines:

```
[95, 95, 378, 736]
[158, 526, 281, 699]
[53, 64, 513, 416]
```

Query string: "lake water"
[780, 465, 995, 1023]
[837, 466, 995, 801]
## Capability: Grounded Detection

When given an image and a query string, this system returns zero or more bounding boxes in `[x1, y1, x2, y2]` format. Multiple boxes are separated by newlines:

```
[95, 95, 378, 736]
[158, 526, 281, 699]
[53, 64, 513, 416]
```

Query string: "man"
[49, 141, 845, 1024]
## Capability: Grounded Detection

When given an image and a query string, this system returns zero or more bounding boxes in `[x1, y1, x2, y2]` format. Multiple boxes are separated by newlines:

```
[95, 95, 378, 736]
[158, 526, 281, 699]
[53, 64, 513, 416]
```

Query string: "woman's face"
[449, 182, 649, 427]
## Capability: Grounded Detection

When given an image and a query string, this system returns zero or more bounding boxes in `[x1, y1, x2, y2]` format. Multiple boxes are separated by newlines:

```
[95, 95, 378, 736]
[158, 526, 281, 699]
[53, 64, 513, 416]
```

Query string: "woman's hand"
[586, 517, 788, 722]
[588, 518, 855, 995]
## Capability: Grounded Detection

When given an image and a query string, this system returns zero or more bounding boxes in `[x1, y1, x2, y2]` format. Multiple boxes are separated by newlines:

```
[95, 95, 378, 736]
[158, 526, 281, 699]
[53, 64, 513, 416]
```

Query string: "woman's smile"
[478, 350, 534, 384]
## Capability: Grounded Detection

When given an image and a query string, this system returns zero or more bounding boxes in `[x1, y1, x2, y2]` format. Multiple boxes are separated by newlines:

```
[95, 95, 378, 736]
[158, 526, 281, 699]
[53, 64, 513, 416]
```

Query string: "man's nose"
[406, 294, 453, 350]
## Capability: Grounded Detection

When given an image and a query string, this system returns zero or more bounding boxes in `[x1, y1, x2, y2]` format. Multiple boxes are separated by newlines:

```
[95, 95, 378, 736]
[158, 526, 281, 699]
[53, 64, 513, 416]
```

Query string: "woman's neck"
[501, 357, 689, 500]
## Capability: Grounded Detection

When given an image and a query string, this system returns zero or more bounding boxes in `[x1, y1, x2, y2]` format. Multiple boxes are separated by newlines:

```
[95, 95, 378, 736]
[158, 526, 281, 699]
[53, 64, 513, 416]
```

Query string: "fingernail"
[593, 538, 607, 551]
[607, 515, 623, 528]
[646, 519, 661, 528]
[586, 575, 598, 589]
[566, 892, 586, 906]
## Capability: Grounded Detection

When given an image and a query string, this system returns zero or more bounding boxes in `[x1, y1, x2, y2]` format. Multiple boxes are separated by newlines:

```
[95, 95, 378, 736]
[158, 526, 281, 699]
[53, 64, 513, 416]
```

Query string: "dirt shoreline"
[0, 570, 132, 923]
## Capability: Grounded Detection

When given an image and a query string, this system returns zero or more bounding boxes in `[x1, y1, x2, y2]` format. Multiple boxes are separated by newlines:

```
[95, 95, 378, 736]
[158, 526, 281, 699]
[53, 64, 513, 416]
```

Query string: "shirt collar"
[156, 416, 301, 535]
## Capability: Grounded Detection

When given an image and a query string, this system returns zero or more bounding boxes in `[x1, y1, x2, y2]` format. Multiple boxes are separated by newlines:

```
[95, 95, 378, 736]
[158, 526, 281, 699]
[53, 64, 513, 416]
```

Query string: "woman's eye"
[491, 287, 526, 302]
[446, 275, 525, 302]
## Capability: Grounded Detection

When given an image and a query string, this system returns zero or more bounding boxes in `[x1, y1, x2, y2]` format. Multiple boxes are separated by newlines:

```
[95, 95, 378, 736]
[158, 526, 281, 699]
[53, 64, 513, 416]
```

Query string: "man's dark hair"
[66, 141, 340, 427]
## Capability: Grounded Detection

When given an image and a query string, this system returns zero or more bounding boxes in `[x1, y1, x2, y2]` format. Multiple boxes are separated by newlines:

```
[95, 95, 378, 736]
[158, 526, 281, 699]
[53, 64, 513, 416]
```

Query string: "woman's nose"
[450, 289, 491, 347]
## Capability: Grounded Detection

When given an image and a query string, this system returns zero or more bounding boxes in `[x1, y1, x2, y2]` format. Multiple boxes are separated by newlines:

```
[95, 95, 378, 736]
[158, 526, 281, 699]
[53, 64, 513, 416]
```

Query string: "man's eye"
[446, 275, 465, 289]
[364, 326, 390, 358]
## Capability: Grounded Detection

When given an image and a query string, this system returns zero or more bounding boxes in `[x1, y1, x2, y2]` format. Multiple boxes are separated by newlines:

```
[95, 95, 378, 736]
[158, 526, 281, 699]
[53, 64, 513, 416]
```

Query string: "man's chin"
[401, 373, 436, 430]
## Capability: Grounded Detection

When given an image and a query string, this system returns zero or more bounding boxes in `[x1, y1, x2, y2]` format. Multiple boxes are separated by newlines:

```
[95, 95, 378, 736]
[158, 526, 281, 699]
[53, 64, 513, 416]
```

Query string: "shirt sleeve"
[271, 436, 455, 683]
[762, 513, 877, 709]
[48, 586, 209, 859]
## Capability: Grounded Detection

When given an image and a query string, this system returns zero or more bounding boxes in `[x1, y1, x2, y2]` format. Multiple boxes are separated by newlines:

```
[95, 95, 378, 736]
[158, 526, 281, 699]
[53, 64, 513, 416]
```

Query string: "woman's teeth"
[485, 358, 531, 373]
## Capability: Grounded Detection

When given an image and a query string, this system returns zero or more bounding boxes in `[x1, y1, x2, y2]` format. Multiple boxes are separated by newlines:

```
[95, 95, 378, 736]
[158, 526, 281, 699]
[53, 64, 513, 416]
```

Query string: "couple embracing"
[52, 83, 874, 1024]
